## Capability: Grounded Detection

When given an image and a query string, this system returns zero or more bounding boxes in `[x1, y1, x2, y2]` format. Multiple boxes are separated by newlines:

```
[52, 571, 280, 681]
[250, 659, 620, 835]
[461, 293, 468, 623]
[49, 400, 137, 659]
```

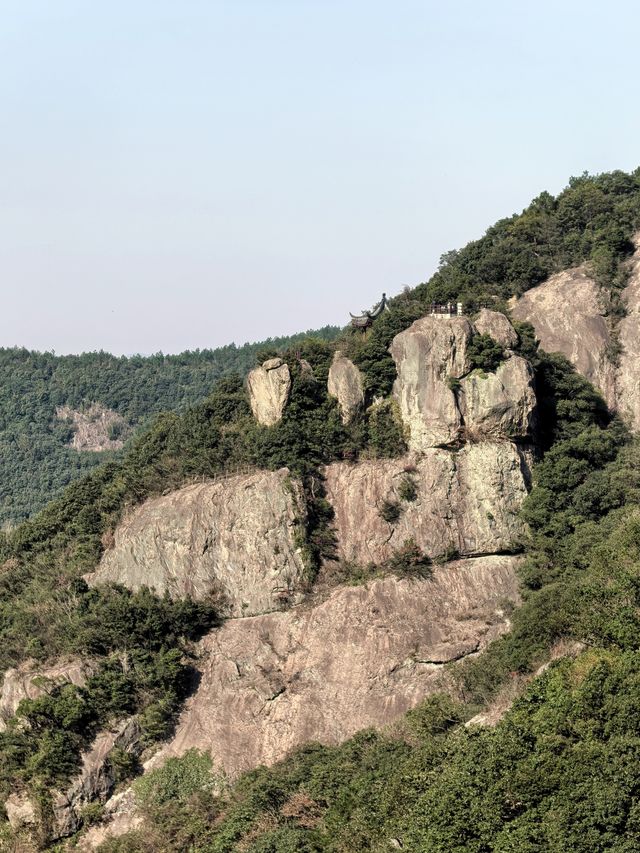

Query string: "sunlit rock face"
[327, 351, 365, 424]
[390, 315, 474, 449]
[247, 357, 292, 426]
[86, 469, 307, 617]
[155, 558, 520, 780]
[511, 266, 617, 408]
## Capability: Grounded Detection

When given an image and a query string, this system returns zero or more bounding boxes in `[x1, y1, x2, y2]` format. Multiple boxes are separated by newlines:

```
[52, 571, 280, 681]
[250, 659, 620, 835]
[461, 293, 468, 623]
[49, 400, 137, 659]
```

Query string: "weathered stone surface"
[324, 446, 529, 566]
[86, 470, 306, 617]
[5, 792, 37, 830]
[618, 244, 640, 431]
[512, 266, 617, 408]
[247, 358, 291, 426]
[391, 316, 473, 449]
[460, 356, 537, 440]
[0, 658, 94, 731]
[473, 308, 518, 348]
[51, 719, 141, 840]
[155, 560, 520, 780]
[327, 351, 365, 424]
[56, 403, 130, 452]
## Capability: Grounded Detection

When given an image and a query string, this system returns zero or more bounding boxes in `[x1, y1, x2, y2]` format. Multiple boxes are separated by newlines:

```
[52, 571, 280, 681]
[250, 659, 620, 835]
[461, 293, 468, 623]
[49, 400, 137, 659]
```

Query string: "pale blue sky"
[1, 0, 639, 354]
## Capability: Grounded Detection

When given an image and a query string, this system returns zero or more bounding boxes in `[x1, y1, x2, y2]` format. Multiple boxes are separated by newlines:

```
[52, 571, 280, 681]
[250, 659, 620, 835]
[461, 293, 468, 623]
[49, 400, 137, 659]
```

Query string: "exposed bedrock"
[389, 314, 536, 450]
[511, 265, 617, 409]
[327, 351, 365, 424]
[156, 559, 520, 780]
[247, 357, 291, 426]
[618, 244, 640, 430]
[86, 469, 306, 617]
[324, 446, 530, 566]
[0, 658, 94, 732]
[459, 355, 537, 440]
[390, 315, 474, 449]
[473, 308, 519, 348]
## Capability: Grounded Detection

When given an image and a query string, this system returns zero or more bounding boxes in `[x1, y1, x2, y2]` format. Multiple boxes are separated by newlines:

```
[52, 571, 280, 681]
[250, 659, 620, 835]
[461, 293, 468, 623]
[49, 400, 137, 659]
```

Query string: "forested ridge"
[0, 326, 338, 527]
[3, 169, 640, 850]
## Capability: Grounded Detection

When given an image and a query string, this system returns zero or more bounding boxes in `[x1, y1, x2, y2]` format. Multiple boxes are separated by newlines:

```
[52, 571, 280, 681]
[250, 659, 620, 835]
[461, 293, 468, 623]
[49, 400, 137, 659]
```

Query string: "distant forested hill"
[0, 326, 339, 526]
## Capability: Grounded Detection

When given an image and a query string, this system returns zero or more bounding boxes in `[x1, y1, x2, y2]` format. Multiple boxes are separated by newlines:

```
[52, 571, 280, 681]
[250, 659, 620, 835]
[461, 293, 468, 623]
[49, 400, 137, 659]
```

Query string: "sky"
[1, 0, 640, 356]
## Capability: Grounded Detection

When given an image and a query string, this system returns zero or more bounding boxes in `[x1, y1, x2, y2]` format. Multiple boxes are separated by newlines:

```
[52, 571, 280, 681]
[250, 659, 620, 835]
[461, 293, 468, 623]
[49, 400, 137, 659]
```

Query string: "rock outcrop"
[87, 469, 306, 616]
[327, 351, 365, 423]
[155, 558, 520, 780]
[473, 308, 519, 348]
[53, 719, 142, 839]
[7, 719, 142, 841]
[511, 266, 617, 408]
[390, 316, 473, 449]
[56, 404, 130, 452]
[325, 448, 529, 566]
[247, 358, 291, 426]
[460, 355, 537, 440]
[617, 246, 640, 430]
[0, 658, 94, 731]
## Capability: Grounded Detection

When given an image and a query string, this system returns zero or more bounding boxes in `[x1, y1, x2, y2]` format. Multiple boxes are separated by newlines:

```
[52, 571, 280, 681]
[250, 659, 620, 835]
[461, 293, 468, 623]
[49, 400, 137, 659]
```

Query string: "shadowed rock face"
[156, 558, 520, 780]
[325, 447, 529, 566]
[391, 316, 473, 449]
[511, 266, 617, 408]
[327, 351, 365, 424]
[86, 469, 306, 617]
[247, 358, 292, 426]
[0, 659, 94, 732]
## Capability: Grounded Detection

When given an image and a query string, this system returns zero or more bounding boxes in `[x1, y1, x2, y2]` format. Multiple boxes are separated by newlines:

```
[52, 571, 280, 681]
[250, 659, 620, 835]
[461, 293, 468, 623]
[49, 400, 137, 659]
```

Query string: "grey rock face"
[460, 356, 537, 440]
[473, 308, 519, 348]
[324, 446, 529, 566]
[618, 245, 640, 430]
[87, 470, 307, 616]
[0, 658, 94, 731]
[155, 559, 520, 780]
[327, 351, 365, 424]
[247, 358, 292, 426]
[511, 266, 617, 408]
[52, 719, 142, 840]
[391, 315, 474, 449]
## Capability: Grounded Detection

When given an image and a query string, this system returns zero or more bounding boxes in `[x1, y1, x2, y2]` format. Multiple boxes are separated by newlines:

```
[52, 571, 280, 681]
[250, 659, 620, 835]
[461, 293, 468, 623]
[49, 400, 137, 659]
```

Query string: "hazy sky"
[2, 0, 639, 355]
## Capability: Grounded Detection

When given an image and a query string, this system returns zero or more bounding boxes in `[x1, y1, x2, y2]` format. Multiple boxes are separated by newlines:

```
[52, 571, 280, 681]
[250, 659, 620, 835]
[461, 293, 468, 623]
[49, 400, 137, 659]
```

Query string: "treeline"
[0, 326, 339, 526]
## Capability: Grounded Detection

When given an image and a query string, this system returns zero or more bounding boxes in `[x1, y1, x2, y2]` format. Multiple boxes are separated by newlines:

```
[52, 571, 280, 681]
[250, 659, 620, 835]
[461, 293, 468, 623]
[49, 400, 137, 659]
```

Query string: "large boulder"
[391, 316, 474, 449]
[473, 308, 519, 348]
[1, 658, 94, 731]
[327, 351, 365, 424]
[324, 446, 529, 566]
[86, 470, 307, 617]
[459, 355, 537, 440]
[154, 559, 520, 780]
[247, 358, 291, 426]
[511, 266, 617, 408]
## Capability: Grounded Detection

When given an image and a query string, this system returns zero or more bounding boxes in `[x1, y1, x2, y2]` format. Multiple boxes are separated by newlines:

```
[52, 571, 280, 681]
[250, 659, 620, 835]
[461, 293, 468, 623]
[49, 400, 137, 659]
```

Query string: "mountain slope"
[0, 326, 339, 527]
[2, 169, 640, 851]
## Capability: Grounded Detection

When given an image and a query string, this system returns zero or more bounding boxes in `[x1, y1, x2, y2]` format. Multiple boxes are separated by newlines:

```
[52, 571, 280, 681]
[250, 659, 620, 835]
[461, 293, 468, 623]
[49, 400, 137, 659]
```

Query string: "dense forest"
[2, 169, 640, 850]
[0, 326, 338, 527]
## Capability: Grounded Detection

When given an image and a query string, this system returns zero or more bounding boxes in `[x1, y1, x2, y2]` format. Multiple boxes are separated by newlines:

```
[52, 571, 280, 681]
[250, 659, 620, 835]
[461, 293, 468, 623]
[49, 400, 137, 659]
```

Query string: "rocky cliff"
[512, 239, 640, 430]
[151, 556, 520, 780]
[86, 469, 306, 616]
[325, 446, 529, 566]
